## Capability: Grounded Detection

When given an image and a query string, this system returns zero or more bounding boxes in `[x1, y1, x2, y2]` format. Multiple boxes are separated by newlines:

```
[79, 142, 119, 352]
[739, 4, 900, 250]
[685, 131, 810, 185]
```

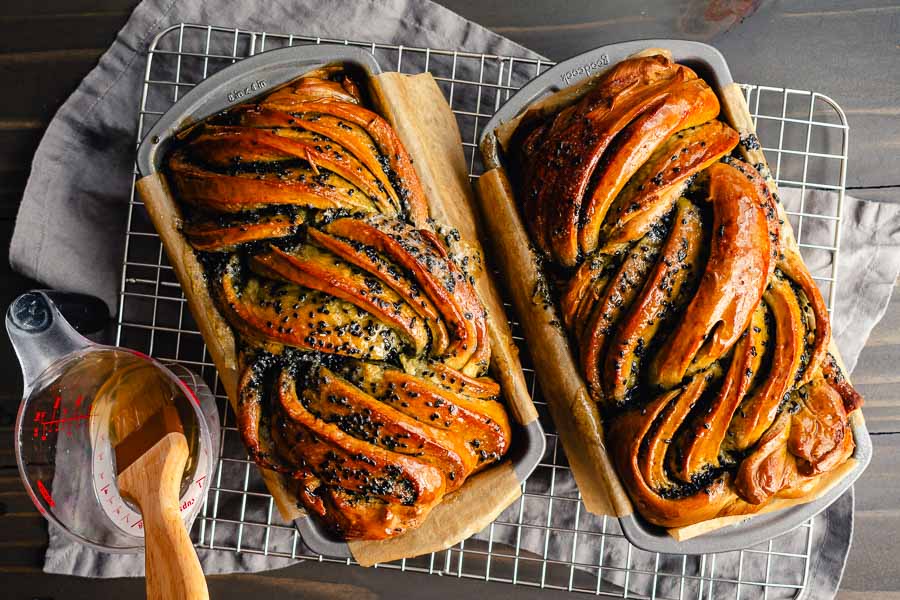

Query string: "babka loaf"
[506, 54, 862, 527]
[164, 65, 511, 540]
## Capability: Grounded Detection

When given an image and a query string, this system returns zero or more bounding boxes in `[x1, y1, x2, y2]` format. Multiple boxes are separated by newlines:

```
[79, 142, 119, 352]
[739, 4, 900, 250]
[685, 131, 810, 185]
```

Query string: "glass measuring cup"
[6, 291, 220, 552]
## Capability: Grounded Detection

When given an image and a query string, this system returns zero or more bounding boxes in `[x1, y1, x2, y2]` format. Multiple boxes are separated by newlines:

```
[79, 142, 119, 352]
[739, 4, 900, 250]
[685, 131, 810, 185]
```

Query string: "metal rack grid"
[116, 23, 850, 599]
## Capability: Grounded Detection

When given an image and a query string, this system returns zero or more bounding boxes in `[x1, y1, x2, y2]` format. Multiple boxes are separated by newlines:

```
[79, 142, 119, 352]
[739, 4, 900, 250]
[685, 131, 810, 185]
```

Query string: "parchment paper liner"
[137, 71, 539, 566]
[475, 48, 864, 541]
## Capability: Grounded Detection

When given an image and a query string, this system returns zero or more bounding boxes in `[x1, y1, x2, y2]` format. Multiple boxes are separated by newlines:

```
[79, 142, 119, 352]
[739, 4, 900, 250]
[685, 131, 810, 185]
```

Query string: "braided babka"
[508, 54, 862, 528]
[165, 65, 511, 540]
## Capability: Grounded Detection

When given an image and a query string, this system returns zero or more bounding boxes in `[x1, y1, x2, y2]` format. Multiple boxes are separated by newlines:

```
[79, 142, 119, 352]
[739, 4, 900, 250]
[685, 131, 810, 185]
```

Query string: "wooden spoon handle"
[126, 433, 209, 600]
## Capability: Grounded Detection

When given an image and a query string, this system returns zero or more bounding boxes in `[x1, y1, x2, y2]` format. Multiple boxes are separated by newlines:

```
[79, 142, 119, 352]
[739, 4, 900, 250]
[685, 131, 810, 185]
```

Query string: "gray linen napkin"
[493, 188, 900, 600]
[12, 0, 900, 597]
[9, 0, 534, 315]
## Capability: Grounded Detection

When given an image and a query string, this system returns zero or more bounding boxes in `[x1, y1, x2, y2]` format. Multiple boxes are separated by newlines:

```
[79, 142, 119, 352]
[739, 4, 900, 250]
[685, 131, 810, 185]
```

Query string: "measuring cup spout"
[6, 291, 96, 396]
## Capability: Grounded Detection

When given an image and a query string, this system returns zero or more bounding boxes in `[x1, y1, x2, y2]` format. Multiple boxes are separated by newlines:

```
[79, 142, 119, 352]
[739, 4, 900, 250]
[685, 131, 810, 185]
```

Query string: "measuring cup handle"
[6, 291, 95, 392]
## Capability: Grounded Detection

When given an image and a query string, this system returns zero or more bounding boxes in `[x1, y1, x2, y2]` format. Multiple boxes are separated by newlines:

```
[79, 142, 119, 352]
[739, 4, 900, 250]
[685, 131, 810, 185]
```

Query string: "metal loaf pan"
[136, 44, 545, 559]
[479, 39, 872, 555]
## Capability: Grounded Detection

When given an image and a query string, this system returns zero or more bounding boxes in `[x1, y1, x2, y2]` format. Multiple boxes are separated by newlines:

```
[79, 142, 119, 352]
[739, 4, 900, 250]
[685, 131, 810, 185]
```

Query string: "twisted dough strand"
[167, 67, 511, 540]
[517, 54, 860, 527]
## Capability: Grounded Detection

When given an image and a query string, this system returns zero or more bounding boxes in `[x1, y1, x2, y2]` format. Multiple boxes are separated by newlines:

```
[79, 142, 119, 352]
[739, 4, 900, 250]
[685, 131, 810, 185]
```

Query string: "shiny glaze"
[521, 54, 683, 265]
[251, 243, 432, 355]
[788, 378, 854, 476]
[600, 120, 739, 251]
[164, 65, 512, 540]
[578, 78, 720, 255]
[672, 304, 767, 481]
[182, 213, 303, 252]
[648, 161, 773, 390]
[168, 148, 378, 214]
[276, 367, 446, 539]
[602, 197, 704, 404]
[513, 54, 862, 527]
[323, 217, 489, 376]
[579, 228, 664, 403]
[726, 274, 806, 451]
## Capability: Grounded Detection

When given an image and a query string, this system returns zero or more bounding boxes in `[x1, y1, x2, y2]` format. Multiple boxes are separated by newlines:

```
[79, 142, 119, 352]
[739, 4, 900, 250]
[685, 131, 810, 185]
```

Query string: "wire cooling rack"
[116, 23, 850, 599]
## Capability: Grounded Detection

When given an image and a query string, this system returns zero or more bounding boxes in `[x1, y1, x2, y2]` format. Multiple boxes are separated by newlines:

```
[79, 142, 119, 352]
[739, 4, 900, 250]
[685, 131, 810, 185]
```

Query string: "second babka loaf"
[506, 53, 862, 528]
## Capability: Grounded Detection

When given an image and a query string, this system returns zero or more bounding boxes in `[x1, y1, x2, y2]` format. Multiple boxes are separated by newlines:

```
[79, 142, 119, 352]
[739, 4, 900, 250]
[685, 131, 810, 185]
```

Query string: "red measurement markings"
[32, 395, 92, 439]
[36, 479, 55, 508]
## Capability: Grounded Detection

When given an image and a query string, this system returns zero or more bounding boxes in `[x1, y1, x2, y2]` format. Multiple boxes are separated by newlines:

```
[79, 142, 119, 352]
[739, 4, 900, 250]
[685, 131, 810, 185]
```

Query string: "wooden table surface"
[1, 1, 897, 598]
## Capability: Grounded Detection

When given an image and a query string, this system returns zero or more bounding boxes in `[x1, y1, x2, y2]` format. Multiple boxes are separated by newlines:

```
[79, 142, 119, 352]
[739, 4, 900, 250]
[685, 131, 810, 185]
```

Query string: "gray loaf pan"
[136, 44, 545, 559]
[479, 39, 872, 555]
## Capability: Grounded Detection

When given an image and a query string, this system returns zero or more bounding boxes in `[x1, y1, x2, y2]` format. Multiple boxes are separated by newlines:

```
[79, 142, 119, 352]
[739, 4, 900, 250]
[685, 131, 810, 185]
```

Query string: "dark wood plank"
[0, 437, 46, 564]
[0, 1, 897, 598]
[839, 433, 900, 594]
[0, 219, 38, 408]
[0, 562, 613, 600]
[0, 50, 106, 123]
[0, 14, 131, 53]
[0, 1, 135, 18]
[442, 0, 900, 191]
[851, 276, 900, 433]
[0, 128, 44, 174]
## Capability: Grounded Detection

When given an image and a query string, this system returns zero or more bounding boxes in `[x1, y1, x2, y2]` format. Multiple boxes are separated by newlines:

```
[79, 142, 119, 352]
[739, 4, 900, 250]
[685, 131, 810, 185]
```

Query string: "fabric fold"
[10, 2, 895, 598]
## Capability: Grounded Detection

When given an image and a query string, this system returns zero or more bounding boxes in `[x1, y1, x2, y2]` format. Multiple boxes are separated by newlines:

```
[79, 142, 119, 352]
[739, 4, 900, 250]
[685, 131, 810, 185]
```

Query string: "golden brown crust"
[168, 148, 378, 214]
[275, 368, 447, 539]
[579, 228, 665, 403]
[607, 383, 738, 528]
[726, 274, 806, 451]
[600, 120, 739, 251]
[251, 245, 431, 354]
[734, 411, 792, 504]
[577, 78, 720, 255]
[502, 53, 863, 530]
[216, 257, 401, 360]
[182, 213, 304, 252]
[647, 161, 773, 389]
[159, 65, 515, 542]
[788, 378, 854, 476]
[673, 304, 766, 481]
[231, 361, 513, 540]
[521, 54, 684, 265]
[254, 98, 430, 226]
[602, 198, 704, 405]
[322, 217, 489, 376]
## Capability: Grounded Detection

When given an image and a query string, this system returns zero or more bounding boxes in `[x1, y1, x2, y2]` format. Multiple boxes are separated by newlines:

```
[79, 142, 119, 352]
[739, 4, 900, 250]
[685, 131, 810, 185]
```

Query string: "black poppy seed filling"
[727, 269, 817, 435]
[636, 394, 730, 500]
[265, 350, 424, 508]
[503, 90, 800, 498]
[180, 202, 306, 232]
[669, 354, 732, 474]
[196, 187, 425, 363]
[785, 273, 817, 383]
[167, 65, 513, 528]
[176, 109, 413, 231]
[196, 248, 231, 281]
[739, 132, 761, 151]
[600, 196, 711, 417]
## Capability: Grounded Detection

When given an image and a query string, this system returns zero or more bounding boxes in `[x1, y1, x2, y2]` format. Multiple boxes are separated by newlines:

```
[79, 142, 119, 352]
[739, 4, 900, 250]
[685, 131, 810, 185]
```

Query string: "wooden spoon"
[111, 366, 209, 600]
